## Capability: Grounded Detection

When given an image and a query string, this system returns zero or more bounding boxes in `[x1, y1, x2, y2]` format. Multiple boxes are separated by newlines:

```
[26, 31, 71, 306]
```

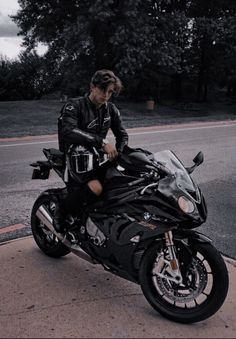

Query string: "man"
[54, 69, 129, 232]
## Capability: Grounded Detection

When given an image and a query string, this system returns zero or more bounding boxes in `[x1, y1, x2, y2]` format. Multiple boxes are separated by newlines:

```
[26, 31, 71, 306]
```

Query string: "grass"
[0, 98, 236, 138]
[0, 100, 62, 137]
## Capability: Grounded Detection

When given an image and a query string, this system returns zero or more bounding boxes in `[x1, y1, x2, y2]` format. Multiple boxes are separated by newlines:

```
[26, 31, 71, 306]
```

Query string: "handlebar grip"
[156, 163, 170, 175]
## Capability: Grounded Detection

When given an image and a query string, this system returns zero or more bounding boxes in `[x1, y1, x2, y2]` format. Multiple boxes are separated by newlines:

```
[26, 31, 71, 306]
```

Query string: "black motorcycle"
[30, 145, 229, 324]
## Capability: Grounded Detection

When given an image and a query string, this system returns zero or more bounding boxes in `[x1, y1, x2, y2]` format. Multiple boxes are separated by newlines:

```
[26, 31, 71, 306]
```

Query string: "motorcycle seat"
[43, 148, 65, 167]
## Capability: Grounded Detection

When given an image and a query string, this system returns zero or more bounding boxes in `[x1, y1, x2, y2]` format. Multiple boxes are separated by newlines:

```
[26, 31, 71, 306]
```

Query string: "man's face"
[90, 83, 115, 106]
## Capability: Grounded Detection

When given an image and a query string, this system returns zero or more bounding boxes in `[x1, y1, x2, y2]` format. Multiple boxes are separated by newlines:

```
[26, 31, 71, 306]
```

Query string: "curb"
[1, 223, 236, 266]
[1, 119, 236, 143]
[224, 256, 236, 267]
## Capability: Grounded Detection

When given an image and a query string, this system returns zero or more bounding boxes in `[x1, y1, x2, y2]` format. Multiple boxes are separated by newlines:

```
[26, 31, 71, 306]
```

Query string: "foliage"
[0, 0, 234, 101]
[0, 52, 61, 100]
[187, 0, 236, 100]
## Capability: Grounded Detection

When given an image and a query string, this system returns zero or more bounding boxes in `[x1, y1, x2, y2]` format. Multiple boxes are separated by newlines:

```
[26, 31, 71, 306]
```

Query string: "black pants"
[62, 183, 98, 215]
[62, 163, 109, 215]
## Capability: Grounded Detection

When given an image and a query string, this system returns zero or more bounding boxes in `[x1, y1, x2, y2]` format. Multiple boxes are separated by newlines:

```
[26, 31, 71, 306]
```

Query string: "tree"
[188, 0, 236, 101]
[11, 0, 236, 101]
[0, 56, 12, 100]
[0, 51, 61, 100]
[12, 0, 190, 98]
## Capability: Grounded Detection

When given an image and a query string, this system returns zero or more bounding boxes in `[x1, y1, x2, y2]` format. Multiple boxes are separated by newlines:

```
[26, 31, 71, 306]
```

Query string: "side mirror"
[186, 151, 204, 174]
[193, 151, 204, 166]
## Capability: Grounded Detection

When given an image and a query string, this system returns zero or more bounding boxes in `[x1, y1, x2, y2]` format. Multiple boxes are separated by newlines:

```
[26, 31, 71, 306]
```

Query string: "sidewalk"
[0, 236, 235, 338]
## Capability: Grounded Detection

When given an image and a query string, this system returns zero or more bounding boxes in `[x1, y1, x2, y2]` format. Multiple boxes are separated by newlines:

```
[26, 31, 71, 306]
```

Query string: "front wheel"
[31, 191, 71, 258]
[139, 241, 229, 323]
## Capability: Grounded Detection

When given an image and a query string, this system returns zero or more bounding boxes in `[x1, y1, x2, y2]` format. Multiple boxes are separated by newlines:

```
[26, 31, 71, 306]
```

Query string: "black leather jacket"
[58, 95, 128, 153]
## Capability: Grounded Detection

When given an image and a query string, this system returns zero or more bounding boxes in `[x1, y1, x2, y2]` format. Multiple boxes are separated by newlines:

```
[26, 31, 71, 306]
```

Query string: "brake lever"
[140, 182, 159, 195]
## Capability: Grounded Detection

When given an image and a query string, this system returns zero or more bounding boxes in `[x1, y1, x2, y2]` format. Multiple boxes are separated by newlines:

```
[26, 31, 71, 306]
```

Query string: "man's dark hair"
[90, 69, 123, 95]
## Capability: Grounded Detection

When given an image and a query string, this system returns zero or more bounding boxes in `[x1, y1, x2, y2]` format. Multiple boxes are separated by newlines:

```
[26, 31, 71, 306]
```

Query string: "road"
[0, 120, 236, 258]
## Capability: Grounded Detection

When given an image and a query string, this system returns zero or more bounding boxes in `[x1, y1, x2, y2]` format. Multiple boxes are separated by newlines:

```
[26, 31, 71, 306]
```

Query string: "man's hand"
[103, 143, 118, 161]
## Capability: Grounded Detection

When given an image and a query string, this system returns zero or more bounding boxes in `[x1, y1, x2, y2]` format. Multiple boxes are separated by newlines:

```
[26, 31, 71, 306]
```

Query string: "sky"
[0, 0, 47, 60]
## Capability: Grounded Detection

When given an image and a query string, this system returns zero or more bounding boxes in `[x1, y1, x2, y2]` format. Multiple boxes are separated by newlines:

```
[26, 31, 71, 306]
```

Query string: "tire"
[139, 241, 229, 323]
[31, 191, 71, 258]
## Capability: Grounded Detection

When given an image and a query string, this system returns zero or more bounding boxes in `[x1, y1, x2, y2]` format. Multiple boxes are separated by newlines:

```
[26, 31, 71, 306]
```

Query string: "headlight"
[178, 196, 195, 214]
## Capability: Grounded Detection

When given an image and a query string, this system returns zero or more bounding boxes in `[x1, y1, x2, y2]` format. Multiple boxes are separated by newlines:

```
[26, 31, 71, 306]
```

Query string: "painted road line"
[1, 120, 236, 148]
[0, 140, 58, 148]
[0, 134, 57, 142]
[0, 223, 26, 234]
[128, 122, 236, 136]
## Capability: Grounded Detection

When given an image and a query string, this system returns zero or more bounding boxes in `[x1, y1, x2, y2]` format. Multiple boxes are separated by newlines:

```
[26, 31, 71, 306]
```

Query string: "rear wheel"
[139, 241, 229, 323]
[31, 191, 71, 258]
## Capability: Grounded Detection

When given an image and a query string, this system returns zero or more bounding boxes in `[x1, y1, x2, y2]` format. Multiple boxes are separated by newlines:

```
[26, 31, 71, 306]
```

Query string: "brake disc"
[152, 253, 208, 303]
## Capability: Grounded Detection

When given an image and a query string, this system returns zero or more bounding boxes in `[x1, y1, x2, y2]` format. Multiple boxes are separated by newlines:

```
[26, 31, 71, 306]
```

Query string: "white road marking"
[0, 122, 235, 148]
[129, 122, 236, 136]
[0, 140, 58, 148]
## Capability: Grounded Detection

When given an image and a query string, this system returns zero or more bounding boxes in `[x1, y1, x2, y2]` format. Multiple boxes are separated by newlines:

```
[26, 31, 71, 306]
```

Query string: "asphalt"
[0, 235, 236, 338]
[1, 108, 236, 337]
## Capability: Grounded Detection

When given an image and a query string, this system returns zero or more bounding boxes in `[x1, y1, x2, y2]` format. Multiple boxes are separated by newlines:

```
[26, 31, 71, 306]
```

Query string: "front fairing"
[153, 150, 207, 224]
[154, 150, 198, 197]
[91, 149, 207, 227]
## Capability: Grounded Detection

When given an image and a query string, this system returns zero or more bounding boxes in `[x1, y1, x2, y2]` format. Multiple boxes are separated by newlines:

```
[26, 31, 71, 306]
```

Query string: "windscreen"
[153, 150, 196, 193]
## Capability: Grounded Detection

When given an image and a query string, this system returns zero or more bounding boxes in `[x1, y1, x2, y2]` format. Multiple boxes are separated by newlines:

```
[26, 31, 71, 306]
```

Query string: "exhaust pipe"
[36, 205, 97, 264]
[36, 205, 54, 230]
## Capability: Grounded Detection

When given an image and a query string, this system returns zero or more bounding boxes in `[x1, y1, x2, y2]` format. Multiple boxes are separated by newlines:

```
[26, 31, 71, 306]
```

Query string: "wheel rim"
[151, 248, 213, 309]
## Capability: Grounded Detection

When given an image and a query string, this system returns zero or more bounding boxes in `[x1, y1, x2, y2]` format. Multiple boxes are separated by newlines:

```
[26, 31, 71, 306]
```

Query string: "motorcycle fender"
[30, 160, 52, 180]
[132, 230, 212, 272]
[173, 229, 212, 244]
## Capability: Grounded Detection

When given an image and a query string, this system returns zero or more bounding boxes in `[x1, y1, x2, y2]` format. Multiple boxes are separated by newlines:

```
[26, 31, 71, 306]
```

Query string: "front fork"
[162, 230, 183, 284]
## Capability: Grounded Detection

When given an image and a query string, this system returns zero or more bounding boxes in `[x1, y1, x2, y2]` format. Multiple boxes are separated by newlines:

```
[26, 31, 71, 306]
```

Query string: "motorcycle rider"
[54, 69, 129, 232]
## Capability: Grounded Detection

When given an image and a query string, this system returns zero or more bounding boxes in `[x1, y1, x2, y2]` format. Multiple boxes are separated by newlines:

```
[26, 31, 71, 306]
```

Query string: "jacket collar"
[85, 93, 108, 110]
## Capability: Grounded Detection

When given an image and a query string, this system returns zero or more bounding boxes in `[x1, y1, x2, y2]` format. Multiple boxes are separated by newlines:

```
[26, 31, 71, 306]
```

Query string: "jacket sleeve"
[59, 100, 103, 148]
[109, 103, 128, 152]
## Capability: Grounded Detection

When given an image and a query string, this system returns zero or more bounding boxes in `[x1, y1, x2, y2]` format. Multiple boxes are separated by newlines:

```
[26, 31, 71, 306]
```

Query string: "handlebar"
[128, 177, 146, 187]
[154, 162, 171, 175]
